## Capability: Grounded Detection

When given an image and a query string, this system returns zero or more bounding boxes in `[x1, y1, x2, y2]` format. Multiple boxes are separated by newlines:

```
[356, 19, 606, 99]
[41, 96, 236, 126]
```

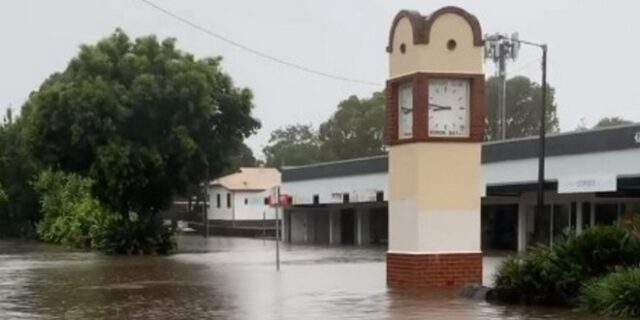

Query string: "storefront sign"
[331, 193, 343, 201]
[558, 174, 617, 193]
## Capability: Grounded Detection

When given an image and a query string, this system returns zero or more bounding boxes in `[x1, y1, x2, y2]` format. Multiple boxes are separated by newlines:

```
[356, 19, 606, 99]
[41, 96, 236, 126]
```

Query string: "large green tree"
[263, 92, 385, 166]
[593, 117, 633, 128]
[263, 124, 321, 167]
[319, 92, 385, 160]
[0, 111, 41, 237]
[485, 76, 559, 141]
[25, 30, 259, 223]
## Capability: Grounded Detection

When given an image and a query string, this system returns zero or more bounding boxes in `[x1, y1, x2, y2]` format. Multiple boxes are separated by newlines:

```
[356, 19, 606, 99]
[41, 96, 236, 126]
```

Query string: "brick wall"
[387, 252, 482, 288]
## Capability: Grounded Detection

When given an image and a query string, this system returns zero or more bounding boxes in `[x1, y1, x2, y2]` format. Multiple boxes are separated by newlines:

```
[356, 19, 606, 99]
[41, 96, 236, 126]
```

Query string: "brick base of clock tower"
[386, 252, 482, 288]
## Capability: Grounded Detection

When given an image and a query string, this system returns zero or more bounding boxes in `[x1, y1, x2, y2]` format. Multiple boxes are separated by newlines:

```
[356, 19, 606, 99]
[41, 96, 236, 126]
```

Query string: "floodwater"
[0, 236, 611, 320]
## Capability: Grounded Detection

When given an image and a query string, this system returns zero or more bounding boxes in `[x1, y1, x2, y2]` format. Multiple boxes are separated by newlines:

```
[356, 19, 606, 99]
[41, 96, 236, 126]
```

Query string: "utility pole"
[498, 42, 507, 140]
[537, 45, 548, 230]
[202, 160, 209, 238]
[485, 33, 520, 140]
[275, 186, 280, 271]
[486, 34, 548, 241]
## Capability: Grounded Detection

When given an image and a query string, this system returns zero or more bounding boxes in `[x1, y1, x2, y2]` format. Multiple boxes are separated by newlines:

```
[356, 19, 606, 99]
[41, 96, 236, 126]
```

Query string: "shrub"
[492, 226, 640, 306]
[35, 170, 174, 254]
[492, 245, 559, 304]
[100, 216, 174, 255]
[580, 267, 640, 318]
[35, 170, 121, 250]
[621, 212, 640, 239]
[545, 226, 640, 302]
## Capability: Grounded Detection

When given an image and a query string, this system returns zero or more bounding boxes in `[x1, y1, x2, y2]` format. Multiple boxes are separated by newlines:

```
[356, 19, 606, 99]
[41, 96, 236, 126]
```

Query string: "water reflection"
[0, 236, 611, 319]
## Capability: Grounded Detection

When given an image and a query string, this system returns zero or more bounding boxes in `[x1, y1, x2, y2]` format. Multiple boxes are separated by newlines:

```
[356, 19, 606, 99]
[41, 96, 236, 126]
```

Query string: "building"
[207, 167, 281, 224]
[281, 124, 640, 252]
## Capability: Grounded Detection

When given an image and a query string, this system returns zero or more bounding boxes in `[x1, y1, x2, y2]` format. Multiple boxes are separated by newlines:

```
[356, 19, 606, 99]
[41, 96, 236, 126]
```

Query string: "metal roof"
[282, 123, 640, 182]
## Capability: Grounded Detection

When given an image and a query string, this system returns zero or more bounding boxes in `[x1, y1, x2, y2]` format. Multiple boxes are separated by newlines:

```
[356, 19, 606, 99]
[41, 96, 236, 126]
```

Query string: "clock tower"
[385, 6, 485, 288]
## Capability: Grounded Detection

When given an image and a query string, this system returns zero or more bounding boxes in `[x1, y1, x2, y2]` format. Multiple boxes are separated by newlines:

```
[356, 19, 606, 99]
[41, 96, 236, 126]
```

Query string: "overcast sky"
[2, 0, 639, 158]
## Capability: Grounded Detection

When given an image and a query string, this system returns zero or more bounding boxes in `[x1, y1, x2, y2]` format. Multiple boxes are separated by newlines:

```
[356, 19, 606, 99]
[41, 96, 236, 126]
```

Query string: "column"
[576, 201, 583, 234]
[356, 207, 371, 246]
[517, 204, 527, 253]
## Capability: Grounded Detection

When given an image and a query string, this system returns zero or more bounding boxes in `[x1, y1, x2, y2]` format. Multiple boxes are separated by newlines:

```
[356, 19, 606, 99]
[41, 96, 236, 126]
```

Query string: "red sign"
[266, 194, 293, 207]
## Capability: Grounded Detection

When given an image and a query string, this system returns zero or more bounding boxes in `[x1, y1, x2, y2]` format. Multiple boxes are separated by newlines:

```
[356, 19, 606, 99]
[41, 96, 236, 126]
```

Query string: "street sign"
[267, 188, 293, 207]
[267, 186, 290, 271]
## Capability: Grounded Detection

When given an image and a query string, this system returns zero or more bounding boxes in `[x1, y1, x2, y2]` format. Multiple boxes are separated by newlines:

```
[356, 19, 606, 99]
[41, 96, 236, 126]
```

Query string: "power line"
[137, 0, 382, 87]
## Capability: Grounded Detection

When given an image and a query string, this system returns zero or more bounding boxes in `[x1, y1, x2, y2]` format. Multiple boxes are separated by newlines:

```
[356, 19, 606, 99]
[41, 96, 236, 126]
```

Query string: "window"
[216, 194, 221, 208]
[227, 193, 231, 208]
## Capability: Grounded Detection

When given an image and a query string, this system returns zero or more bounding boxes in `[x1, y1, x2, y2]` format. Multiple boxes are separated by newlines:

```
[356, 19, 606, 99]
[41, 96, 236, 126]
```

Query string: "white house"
[207, 167, 281, 223]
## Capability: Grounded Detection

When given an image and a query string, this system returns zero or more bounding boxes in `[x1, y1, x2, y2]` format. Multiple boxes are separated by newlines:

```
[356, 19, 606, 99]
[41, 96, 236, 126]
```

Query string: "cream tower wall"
[388, 143, 482, 253]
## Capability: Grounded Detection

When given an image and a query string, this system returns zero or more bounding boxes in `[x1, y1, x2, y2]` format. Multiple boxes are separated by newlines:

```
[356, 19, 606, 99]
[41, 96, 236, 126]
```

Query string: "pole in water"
[275, 187, 280, 271]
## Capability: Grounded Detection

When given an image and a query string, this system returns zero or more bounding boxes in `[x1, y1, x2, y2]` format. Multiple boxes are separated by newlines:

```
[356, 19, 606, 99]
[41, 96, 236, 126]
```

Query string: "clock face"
[428, 78, 470, 138]
[398, 84, 413, 139]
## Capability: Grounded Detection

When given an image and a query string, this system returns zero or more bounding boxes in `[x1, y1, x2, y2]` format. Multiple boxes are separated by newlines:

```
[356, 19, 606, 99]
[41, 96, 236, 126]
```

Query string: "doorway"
[481, 204, 518, 251]
[369, 207, 388, 245]
[340, 209, 356, 245]
[527, 205, 551, 246]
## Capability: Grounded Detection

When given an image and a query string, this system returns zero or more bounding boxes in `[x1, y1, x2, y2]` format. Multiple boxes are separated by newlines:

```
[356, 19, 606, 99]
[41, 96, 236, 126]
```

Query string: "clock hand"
[429, 104, 452, 111]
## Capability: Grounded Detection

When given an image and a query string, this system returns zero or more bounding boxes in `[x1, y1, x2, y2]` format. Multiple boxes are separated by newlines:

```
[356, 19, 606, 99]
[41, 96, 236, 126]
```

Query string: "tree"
[262, 92, 385, 166]
[263, 124, 321, 167]
[318, 92, 386, 160]
[0, 184, 6, 204]
[24, 30, 259, 250]
[575, 117, 589, 132]
[0, 113, 41, 237]
[223, 142, 257, 174]
[485, 76, 559, 141]
[593, 117, 633, 129]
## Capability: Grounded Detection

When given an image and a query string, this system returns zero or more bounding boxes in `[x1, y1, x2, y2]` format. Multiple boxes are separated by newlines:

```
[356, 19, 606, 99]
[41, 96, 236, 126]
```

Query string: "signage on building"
[330, 193, 343, 201]
[360, 189, 378, 202]
[558, 173, 617, 194]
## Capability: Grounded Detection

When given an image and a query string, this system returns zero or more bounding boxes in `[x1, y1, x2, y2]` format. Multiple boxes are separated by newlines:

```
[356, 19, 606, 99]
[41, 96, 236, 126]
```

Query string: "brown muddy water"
[0, 236, 612, 320]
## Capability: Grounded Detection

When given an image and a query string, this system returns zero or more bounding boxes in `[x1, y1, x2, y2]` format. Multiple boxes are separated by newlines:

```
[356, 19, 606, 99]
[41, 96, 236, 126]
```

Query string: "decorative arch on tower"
[386, 6, 484, 53]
